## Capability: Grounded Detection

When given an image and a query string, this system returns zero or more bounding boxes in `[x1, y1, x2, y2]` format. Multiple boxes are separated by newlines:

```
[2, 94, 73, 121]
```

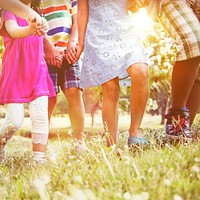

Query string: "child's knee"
[12, 120, 23, 130]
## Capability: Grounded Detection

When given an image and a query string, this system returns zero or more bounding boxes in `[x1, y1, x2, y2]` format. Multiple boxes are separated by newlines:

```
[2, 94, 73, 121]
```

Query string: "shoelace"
[172, 116, 188, 133]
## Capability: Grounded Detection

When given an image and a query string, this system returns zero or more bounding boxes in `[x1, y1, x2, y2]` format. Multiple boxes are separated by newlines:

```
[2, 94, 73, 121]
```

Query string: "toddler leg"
[28, 96, 49, 163]
[0, 103, 24, 161]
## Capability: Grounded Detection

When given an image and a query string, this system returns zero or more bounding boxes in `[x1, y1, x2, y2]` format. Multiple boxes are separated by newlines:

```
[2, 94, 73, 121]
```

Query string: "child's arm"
[5, 18, 38, 38]
[65, 13, 78, 64]
[0, 0, 41, 26]
[0, 0, 48, 36]
[76, 0, 89, 60]
[66, 0, 88, 64]
[34, 17, 48, 36]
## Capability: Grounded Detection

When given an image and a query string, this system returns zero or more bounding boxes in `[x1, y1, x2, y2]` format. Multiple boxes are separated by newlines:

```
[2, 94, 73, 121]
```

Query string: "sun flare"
[130, 8, 153, 32]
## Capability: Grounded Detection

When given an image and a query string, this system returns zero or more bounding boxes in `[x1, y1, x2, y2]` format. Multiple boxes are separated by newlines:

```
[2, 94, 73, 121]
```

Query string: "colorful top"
[41, 0, 77, 49]
[0, 11, 55, 104]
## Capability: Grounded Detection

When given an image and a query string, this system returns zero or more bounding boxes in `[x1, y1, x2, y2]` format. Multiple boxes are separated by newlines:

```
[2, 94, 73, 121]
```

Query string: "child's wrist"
[68, 40, 77, 44]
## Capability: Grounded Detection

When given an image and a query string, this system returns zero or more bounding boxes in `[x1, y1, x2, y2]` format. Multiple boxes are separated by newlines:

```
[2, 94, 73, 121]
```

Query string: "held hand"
[28, 19, 38, 35]
[65, 41, 78, 64]
[27, 12, 41, 28]
[55, 52, 64, 68]
[44, 46, 64, 68]
[34, 18, 49, 36]
[75, 44, 84, 61]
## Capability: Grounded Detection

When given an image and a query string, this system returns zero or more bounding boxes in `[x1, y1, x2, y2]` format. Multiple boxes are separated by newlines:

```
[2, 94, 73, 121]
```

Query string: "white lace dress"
[80, 0, 148, 88]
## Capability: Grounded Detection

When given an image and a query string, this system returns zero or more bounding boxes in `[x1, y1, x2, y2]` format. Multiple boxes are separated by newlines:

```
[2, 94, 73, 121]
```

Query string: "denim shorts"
[48, 59, 82, 93]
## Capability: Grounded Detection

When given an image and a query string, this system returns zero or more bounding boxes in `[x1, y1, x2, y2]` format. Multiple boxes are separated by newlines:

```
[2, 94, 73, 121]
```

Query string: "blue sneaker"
[127, 136, 148, 147]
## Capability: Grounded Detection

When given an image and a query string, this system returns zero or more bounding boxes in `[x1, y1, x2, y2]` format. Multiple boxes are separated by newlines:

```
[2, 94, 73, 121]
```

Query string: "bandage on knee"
[32, 133, 48, 145]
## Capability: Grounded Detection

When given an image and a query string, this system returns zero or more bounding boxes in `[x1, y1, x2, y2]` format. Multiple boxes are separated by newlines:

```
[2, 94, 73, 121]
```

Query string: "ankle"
[129, 129, 143, 138]
[33, 151, 46, 163]
[74, 132, 85, 141]
[171, 106, 188, 111]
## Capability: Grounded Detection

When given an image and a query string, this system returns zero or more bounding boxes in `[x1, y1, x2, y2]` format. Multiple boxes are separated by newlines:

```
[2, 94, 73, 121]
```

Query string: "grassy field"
[0, 114, 200, 200]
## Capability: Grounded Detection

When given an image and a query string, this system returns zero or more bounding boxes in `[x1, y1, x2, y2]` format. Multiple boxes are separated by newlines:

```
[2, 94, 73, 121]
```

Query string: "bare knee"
[129, 64, 149, 86]
[102, 83, 120, 102]
[64, 88, 82, 104]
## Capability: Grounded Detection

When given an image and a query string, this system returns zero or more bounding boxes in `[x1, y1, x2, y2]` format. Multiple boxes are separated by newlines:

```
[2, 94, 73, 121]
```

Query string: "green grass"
[0, 121, 200, 200]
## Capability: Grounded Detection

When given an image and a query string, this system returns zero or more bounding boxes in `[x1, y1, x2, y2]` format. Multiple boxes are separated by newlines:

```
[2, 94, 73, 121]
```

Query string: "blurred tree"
[145, 23, 176, 124]
[53, 93, 68, 116]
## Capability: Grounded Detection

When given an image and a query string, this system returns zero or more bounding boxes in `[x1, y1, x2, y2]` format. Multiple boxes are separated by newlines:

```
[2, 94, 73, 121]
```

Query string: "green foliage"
[83, 87, 102, 113]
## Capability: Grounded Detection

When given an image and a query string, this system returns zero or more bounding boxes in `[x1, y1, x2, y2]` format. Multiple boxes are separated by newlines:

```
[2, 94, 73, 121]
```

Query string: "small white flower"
[164, 178, 171, 187]
[174, 194, 183, 200]
[73, 175, 83, 184]
[123, 156, 131, 165]
[71, 189, 87, 200]
[123, 192, 131, 200]
[191, 165, 200, 174]
[194, 157, 200, 163]
[132, 192, 149, 200]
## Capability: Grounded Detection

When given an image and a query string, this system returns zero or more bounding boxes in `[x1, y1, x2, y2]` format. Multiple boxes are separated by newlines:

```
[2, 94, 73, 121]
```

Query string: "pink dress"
[0, 11, 55, 104]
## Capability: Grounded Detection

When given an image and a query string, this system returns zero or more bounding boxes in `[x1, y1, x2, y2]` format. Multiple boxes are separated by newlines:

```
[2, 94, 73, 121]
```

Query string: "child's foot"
[34, 159, 48, 165]
[127, 136, 148, 147]
[33, 152, 47, 165]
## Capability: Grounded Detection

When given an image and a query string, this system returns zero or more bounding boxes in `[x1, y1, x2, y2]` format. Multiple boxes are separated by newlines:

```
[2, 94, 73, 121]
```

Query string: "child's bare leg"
[102, 78, 120, 146]
[127, 63, 149, 138]
[0, 103, 24, 161]
[64, 88, 85, 141]
[186, 79, 200, 125]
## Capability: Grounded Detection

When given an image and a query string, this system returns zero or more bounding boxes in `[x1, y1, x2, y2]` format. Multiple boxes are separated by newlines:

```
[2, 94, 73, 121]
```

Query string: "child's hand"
[75, 43, 84, 62]
[27, 20, 38, 35]
[55, 51, 64, 68]
[27, 12, 41, 27]
[65, 40, 78, 64]
[28, 16, 48, 36]
[34, 18, 49, 36]
[44, 47, 64, 68]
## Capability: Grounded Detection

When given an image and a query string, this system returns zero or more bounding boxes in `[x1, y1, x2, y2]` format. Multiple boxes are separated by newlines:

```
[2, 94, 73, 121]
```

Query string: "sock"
[33, 151, 46, 163]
